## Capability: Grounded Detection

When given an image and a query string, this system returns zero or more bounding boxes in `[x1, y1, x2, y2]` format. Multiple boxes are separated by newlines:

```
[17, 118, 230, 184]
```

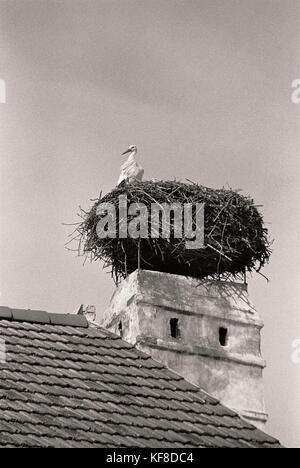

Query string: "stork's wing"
[120, 154, 135, 172]
[117, 171, 126, 185]
[118, 156, 134, 185]
[117, 155, 144, 185]
[125, 162, 144, 181]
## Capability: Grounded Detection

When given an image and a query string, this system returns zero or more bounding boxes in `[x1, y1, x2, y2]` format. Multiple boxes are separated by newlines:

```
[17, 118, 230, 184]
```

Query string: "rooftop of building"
[0, 306, 282, 448]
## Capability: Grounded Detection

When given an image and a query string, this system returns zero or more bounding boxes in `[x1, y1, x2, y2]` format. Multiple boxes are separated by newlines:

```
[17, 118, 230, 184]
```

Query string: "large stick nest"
[68, 180, 272, 283]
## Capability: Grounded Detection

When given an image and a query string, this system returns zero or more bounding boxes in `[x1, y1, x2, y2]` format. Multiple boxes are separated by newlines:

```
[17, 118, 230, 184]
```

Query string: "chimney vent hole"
[118, 321, 123, 338]
[170, 318, 180, 339]
[219, 327, 228, 346]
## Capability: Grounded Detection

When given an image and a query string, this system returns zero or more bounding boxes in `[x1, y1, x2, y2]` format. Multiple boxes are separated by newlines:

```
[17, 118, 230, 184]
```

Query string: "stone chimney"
[98, 269, 268, 429]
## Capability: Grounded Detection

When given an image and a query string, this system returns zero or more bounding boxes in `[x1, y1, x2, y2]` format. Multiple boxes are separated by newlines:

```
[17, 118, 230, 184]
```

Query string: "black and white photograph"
[0, 0, 299, 452]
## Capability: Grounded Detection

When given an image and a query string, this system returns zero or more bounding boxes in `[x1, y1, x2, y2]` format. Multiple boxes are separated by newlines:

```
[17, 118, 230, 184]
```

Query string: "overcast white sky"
[0, 0, 299, 447]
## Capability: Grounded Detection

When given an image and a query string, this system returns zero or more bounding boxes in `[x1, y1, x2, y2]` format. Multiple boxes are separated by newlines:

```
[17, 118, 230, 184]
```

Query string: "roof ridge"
[0, 306, 88, 328]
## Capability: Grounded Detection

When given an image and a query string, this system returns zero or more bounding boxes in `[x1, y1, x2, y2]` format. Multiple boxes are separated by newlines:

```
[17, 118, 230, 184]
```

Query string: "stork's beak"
[122, 148, 131, 155]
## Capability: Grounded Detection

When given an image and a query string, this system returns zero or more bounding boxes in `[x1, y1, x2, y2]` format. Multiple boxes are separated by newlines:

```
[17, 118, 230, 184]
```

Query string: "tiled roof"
[0, 306, 281, 448]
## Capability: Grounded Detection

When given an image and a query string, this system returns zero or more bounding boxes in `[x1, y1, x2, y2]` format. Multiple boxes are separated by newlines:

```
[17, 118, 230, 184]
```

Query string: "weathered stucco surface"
[100, 269, 268, 429]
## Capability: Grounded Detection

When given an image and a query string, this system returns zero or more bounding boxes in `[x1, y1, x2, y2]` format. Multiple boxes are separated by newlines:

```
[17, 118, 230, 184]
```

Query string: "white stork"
[117, 145, 144, 186]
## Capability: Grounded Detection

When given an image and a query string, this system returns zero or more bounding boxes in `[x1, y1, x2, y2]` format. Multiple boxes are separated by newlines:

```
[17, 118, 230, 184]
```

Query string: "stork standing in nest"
[117, 145, 144, 186]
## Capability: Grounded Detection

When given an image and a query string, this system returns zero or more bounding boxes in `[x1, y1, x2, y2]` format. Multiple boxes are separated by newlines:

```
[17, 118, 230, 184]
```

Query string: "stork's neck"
[127, 150, 137, 159]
